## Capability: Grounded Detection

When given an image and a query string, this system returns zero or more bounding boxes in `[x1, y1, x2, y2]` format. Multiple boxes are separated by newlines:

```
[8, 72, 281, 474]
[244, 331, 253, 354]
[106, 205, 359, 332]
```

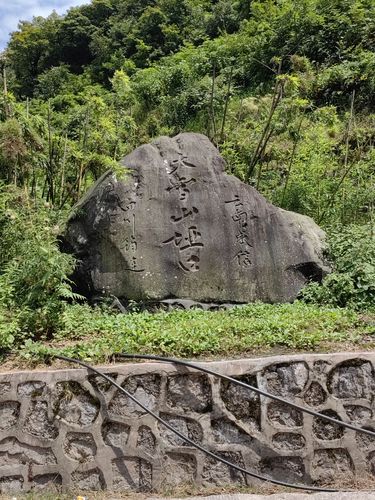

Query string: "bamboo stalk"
[319, 90, 356, 224]
[59, 134, 68, 206]
[281, 116, 304, 206]
[209, 63, 217, 141]
[220, 66, 234, 144]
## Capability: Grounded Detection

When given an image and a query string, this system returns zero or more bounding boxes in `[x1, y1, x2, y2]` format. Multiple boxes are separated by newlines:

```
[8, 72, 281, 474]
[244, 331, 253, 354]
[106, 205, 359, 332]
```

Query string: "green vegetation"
[1, 0, 374, 222]
[302, 223, 375, 310]
[0, 0, 374, 359]
[0, 185, 81, 350]
[19, 302, 373, 363]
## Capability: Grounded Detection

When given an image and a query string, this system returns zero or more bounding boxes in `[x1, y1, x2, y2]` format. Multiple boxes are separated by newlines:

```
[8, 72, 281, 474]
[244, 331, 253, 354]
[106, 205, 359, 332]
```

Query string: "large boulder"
[63, 133, 329, 303]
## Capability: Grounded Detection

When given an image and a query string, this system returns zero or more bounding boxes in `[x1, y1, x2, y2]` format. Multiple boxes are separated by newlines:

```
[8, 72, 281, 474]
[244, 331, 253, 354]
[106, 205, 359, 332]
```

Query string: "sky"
[0, 0, 86, 50]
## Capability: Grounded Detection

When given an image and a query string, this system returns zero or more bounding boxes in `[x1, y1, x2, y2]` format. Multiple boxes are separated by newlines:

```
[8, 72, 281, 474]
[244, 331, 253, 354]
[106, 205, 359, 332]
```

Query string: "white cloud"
[0, 0, 87, 49]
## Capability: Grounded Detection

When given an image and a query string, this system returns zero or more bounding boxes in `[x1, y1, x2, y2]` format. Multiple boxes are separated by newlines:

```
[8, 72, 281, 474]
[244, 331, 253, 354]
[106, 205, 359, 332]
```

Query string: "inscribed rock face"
[63, 133, 328, 303]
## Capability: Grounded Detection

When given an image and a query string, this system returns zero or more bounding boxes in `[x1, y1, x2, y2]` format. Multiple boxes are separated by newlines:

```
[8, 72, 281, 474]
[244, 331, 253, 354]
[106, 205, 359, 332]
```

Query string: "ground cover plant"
[12, 302, 374, 365]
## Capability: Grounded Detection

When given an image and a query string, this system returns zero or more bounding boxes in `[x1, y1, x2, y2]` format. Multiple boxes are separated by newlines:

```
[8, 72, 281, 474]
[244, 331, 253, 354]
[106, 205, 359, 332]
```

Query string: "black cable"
[54, 354, 338, 493]
[115, 353, 375, 438]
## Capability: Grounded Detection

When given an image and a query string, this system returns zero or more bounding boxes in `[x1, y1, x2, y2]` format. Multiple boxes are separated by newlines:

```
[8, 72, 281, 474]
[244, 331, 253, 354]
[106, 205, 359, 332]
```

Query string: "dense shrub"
[0, 185, 81, 348]
[302, 224, 375, 310]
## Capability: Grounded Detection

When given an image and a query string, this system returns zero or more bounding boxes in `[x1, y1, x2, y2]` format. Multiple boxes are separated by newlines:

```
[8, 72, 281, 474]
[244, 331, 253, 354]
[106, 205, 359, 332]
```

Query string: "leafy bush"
[0, 185, 81, 347]
[302, 223, 375, 310]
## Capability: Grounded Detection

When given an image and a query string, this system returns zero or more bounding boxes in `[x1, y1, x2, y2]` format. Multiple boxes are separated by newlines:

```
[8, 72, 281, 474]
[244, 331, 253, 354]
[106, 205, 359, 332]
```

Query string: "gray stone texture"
[0, 352, 375, 493]
[63, 132, 328, 303]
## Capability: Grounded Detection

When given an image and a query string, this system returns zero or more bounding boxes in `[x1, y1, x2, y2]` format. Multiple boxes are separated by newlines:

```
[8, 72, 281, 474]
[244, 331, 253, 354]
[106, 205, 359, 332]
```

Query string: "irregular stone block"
[0, 382, 11, 395]
[260, 456, 305, 482]
[328, 360, 375, 400]
[24, 401, 58, 440]
[102, 421, 130, 449]
[109, 374, 161, 418]
[304, 382, 327, 407]
[0, 476, 24, 493]
[0, 438, 56, 466]
[267, 401, 303, 428]
[71, 468, 103, 490]
[211, 418, 253, 445]
[313, 410, 344, 440]
[53, 382, 99, 426]
[220, 375, 260, 429]
[31, 474, 62, 490]
[88, 373, 118, 393]
[312, 449, 354, 483]
[0, 401, 20, 431]
[64, 432, 96, 462]
[272, 433, 306, 451]
[356, 427, 375, 450]
[17, 381, 46, 397]
[264, 362, 309, 396]
[112, 457, 152, 491]
[158, 414, 203, 447]
[166, 374, 212, 413]
[202, 452, 246, 486]
[63, 133, 328, 303]
[345, 405, 372, 424]
[137, 425, 156, 454]
[163, 453, 197, 487]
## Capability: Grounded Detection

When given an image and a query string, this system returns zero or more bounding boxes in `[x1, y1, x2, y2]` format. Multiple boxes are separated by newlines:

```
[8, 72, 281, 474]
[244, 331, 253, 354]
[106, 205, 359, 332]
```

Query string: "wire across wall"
[53, 353, 375, 493]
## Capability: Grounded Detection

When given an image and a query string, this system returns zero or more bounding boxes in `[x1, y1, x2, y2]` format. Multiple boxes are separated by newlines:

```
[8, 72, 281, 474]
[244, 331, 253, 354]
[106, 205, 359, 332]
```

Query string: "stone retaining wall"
[0, 352, 374, 494]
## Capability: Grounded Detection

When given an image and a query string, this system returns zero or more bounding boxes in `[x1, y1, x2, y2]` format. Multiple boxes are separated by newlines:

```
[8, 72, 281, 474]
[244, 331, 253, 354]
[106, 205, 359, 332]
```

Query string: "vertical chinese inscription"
[225, 195, 252, 269]
[104, 180, 144, 273]
[162, 151, 204, 273]
[120, 198, 145, 273]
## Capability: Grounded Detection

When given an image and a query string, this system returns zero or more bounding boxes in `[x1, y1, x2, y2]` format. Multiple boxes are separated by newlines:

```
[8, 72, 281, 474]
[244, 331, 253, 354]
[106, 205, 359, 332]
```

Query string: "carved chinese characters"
[162, 149, 204, 274]
[225, 195, 252, 269]
[102, 177, 144, 273]
[163, 226, 203, 273]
